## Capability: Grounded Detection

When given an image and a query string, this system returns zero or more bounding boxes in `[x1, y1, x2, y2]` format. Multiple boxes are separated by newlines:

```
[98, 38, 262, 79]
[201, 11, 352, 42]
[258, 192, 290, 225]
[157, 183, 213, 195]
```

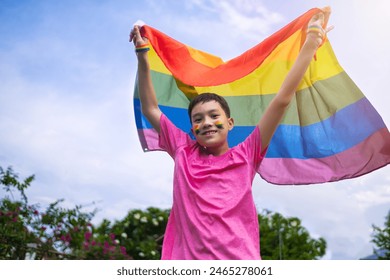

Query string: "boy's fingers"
[129, 25, 140, 43]
[325, 25, 334, 34]
[133, 26, 143, 43]
[315, 13, 324, 26]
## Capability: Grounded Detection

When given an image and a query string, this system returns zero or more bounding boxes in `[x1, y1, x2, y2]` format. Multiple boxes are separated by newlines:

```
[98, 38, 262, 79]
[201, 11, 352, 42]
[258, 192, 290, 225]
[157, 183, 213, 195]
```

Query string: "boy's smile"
[190, 100, 234, 156]
[202, 130, 218, 136]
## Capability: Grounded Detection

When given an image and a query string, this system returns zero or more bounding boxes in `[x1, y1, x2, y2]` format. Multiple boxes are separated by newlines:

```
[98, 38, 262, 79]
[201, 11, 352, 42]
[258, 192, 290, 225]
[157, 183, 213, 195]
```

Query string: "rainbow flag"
[133, 8, 390, 185]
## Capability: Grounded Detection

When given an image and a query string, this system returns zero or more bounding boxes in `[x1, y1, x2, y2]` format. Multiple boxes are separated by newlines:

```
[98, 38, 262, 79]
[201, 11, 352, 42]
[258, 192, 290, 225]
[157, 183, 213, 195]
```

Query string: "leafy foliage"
[259, 210, 326, 260]
[108, 208, 170, 260]
[371, 210, 390, 260]
[0, 166, 130, 259]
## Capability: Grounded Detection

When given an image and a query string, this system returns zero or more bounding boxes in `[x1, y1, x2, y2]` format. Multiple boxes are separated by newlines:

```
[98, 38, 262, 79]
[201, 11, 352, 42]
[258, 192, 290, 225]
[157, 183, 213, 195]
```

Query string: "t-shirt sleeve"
[158, 114, 193, 158]
[238, 126, 268, 171]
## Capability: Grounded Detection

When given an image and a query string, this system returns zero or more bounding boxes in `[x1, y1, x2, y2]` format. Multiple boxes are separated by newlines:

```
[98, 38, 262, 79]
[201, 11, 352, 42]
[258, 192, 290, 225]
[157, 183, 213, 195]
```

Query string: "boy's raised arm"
[257, 11, 332, 154]
[130, 26, 162, 134]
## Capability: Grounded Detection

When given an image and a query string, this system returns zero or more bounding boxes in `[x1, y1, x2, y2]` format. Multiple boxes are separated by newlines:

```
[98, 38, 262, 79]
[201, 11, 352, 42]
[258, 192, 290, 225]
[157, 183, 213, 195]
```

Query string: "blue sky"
[1, 0, 389, 260]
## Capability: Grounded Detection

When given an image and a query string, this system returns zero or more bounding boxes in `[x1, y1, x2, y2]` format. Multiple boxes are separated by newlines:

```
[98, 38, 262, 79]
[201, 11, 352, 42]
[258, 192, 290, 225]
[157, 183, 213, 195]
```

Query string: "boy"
[130, 12, 331, 259]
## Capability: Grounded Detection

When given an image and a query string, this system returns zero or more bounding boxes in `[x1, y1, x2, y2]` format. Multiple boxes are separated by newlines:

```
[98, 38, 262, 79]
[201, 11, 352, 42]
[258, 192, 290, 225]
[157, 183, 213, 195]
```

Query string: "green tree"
[371, 210, 390, 260]
[0, 166, 130, 259]
[106, 207, 170, 260]
[259, 210, 326, 260]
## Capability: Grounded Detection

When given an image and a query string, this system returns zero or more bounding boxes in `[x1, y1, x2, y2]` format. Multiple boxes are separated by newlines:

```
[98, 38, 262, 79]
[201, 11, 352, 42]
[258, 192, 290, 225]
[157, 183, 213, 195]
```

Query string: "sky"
[1, 0, 389, 260]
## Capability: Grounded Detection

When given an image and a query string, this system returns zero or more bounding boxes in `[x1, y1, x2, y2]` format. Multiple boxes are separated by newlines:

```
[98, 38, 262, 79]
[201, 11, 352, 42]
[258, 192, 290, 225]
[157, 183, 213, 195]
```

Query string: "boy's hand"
[130, 25, 149, 47]
[307, 10, 334, 47]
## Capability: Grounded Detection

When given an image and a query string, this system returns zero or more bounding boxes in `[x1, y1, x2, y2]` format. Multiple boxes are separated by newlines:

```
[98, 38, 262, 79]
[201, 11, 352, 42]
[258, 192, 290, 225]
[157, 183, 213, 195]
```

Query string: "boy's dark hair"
[188, 93, 231, 122]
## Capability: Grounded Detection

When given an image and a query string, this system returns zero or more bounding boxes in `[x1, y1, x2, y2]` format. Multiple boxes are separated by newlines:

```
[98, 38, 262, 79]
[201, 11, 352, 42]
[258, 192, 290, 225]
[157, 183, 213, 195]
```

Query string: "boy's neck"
[202, 143, 230, 157]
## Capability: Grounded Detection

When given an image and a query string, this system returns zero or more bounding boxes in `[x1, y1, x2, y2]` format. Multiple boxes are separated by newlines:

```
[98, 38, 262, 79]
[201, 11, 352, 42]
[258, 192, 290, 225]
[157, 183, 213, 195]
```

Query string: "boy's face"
[190, 100, 234, 153]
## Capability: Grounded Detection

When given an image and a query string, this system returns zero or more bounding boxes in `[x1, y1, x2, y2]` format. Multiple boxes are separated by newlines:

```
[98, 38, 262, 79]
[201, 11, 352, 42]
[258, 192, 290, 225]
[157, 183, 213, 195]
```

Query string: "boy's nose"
[203, 117, 213, 127]
[203, 123, 212, 130]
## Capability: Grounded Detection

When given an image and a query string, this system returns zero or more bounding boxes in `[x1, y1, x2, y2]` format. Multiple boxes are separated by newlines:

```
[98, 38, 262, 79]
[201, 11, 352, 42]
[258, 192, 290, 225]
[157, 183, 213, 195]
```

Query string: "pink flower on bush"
[84, 231, 92, 241]
[60, 234, 71, 243]
[103, 241, 110, 254]
[120, 246, 127, 255]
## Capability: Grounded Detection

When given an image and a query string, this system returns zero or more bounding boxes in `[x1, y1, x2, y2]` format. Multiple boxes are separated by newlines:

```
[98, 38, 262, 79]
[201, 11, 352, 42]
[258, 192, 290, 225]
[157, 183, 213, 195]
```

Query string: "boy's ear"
[228, 117, 234, 131]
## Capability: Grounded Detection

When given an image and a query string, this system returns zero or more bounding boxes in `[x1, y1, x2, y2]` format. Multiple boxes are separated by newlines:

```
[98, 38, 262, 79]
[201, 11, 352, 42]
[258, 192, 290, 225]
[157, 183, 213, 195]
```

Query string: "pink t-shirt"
[159, 114, 266, 260]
